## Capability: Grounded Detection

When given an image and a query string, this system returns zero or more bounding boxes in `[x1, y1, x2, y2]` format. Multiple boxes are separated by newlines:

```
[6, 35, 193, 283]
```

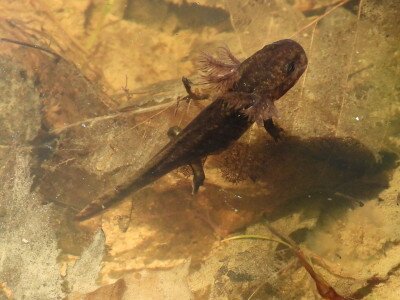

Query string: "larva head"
[235, 39, 308, 100]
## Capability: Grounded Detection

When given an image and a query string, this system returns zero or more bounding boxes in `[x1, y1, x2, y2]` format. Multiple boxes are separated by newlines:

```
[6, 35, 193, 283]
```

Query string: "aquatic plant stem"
[225, 224, 349, 300]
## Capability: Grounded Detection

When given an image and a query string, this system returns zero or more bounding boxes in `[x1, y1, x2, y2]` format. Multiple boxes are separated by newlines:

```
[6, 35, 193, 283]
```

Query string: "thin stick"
[290, 0, 350, 38]
[0, 37, 60, 58]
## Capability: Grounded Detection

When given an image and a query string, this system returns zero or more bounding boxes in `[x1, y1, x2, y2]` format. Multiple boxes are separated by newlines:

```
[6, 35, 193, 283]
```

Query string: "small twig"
[299, 0, 349, 16]
[334, 192, 364, 207]
[348, 64, 374, 79]
[121, 74, 132, 102]
[51, 101, 174, 135]
[290, 0, 350, 38]
[0, 37, 61, 58]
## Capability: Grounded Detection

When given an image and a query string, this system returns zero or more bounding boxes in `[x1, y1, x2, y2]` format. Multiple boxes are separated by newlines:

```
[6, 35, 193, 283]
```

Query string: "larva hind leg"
[167, 126, 206, 194]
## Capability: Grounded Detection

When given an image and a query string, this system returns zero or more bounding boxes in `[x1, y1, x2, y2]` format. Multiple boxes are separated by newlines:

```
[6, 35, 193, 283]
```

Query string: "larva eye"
[286, 61, 295, 74]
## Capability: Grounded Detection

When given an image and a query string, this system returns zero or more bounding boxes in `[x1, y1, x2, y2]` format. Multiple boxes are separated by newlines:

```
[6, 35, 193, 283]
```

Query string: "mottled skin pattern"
[75, 39, 308, 221]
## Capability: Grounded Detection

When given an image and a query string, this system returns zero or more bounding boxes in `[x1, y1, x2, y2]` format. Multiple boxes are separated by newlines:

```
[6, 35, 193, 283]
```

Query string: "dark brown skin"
[75, 39, 308, 221]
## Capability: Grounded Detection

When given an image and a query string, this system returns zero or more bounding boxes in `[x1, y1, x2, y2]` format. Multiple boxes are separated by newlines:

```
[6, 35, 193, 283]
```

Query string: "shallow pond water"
[0, 0, 399, 299]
